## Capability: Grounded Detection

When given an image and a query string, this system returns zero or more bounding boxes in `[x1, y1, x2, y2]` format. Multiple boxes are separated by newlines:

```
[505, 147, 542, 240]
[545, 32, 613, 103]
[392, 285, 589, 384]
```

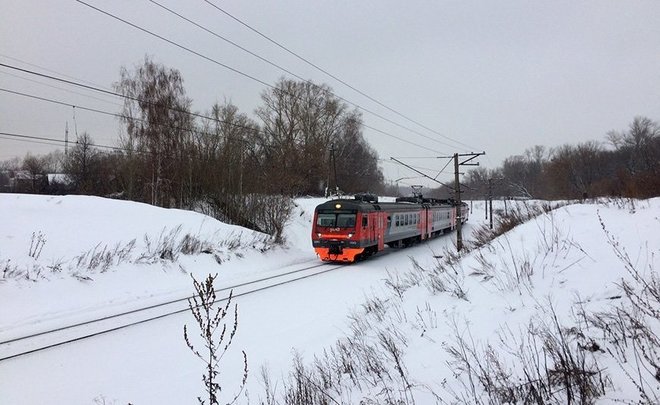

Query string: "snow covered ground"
[0, 194, 658, 404]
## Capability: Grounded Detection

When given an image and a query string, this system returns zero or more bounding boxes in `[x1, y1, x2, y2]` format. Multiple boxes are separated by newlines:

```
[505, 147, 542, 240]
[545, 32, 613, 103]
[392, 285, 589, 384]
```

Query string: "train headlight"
[317, 233, 322, 238]
[348, 233, 353, 238]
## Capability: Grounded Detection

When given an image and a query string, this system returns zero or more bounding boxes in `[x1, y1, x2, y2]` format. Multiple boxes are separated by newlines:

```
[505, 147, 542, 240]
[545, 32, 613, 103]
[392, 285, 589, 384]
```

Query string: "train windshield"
[316, 213, 356, 228]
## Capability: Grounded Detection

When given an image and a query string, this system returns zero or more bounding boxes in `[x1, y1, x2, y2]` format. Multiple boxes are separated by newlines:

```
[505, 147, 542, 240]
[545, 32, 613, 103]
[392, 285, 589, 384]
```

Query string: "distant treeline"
[453, 116, 660, 201]
[1, 57, 384, 209]
[2, 57, 659, 210]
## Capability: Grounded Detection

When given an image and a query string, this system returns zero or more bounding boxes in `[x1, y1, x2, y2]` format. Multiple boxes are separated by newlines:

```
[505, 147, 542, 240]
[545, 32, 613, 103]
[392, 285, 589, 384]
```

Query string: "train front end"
[311, 200, 363, 262]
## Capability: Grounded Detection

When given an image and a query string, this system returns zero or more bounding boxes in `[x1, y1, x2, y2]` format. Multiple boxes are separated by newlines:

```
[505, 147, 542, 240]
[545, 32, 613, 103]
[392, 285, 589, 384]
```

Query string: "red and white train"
[311, 194, 468, 262]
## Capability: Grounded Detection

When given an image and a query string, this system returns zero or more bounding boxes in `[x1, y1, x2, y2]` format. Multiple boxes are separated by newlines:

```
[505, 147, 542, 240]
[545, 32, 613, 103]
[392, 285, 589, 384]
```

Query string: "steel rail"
[0, 261, 343, 362]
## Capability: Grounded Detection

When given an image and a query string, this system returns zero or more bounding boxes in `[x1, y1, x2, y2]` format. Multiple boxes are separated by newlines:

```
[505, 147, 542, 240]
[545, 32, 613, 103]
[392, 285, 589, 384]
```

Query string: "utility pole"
[488, 178, 494, 229]
[391, 152, 485, 251]
[332, 144, 338, 195]
[454, 154, 463, 250]
[65, 121, 69, 156]
[452, 152, 485, 251]
[327, 144, 338, 197]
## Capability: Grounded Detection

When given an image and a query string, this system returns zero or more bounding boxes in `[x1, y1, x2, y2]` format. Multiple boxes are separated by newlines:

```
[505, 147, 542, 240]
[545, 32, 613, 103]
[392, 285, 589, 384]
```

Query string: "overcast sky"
[2, 0, 659, 187]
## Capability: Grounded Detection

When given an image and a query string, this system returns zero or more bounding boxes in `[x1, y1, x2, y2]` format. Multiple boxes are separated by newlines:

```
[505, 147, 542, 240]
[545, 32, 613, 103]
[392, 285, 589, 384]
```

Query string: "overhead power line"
[0, 131, 124, 152]
[0, 70, 123, 107]
[1, 86, 278, 153]
[74, 0, 274, 89]
[0, 62, 441, 153]
[143, 0, 460, 152]
[201, 0, 480, 152]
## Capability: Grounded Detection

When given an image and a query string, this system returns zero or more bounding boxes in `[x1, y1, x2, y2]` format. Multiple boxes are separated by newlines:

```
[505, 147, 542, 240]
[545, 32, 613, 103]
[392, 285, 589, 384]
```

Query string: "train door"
[361, 213, 372, 244]
[420, 208, 427, 240]
[377, 212, 385, 250]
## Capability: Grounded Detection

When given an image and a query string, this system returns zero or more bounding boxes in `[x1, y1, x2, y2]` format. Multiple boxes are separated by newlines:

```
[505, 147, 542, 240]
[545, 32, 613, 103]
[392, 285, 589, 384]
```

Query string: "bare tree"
[21, 154, 47, 193]
[256, 78, 383, 195]
[115, 56, 194, 207]
[62, 132, 99, 193]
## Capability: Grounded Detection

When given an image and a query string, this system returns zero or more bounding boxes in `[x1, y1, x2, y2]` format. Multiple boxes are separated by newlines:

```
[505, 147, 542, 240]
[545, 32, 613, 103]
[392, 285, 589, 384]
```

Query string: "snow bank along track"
[0, 261, 344, 362]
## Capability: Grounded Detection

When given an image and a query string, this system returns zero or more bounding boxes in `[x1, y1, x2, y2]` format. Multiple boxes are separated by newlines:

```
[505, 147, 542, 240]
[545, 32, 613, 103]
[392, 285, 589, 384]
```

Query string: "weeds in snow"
[446, 302, 609, 404]
[576, 214, 660, 403]
[184, 274, 248, 405]
[3, 226, 272, 282]
[28, 231, 46, 259]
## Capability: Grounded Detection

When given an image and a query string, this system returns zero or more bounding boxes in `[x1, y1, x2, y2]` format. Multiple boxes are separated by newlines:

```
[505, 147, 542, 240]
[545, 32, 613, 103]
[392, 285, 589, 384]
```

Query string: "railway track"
[0, 260, 344, 362]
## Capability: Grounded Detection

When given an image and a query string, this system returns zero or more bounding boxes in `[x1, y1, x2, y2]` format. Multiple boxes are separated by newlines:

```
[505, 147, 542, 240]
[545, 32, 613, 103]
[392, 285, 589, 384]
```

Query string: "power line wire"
[75, 0, 275, 89]
[0, 86, 267, 151]
[0, 53, 115, 92]
[0, 70, 122, 107]
[201, 0, 480, 152]
[144, 0, 459, 152]
[0, 131, 123, 152]
[0, 62, 439, 153]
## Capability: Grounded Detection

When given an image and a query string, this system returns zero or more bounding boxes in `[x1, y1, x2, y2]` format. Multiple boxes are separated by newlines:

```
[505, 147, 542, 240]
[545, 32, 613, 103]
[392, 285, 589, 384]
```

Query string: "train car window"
[317, 214, 336, 227]
[362, 217, 368, 227]
[336, 214, 356, 228]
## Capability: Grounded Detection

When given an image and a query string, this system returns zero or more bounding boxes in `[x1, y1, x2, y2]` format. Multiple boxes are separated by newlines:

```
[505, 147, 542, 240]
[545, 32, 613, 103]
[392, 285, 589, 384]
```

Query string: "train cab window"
[362, 217, 368, 227]
[337, 214, 356, 228]
[317, 214, 336, 227]
[317, 213, 356, 228]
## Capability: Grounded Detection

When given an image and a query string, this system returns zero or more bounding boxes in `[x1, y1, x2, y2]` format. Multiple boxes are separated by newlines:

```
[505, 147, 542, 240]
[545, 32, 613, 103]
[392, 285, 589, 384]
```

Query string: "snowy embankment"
[0, 194, 314, 343]
[1, 194, 659, 404]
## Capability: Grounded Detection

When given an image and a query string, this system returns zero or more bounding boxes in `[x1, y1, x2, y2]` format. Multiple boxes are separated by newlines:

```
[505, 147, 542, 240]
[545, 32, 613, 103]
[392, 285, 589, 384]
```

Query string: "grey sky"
[1, 0, 659, 187]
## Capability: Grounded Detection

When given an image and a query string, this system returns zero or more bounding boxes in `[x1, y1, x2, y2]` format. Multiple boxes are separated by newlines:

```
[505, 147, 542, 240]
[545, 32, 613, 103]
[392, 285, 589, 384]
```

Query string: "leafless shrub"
[266, 290, 426, 404]
[409, 252, 469, 300]
[446, 303, 609, 404]
[184, 274, 248, 405]
[384, 271, 409, 299]
[361, 295, 389, 322]
[596, 196, 639, 213]
[74, 240, 137, 272]
[280, 351, 340, 405]
[178, 233, 212, 255]
[209, 194, 293, 245]
[140, 226, 182, 262]
[1, 259, 15, 279]
[469, 201, 567, 250]
[46, 259, 64, 273]
[28, 231, 46, 259]
[258, 365, 277, 405]
[415, 302, 438, 339]
[578, 215, 660, 403]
